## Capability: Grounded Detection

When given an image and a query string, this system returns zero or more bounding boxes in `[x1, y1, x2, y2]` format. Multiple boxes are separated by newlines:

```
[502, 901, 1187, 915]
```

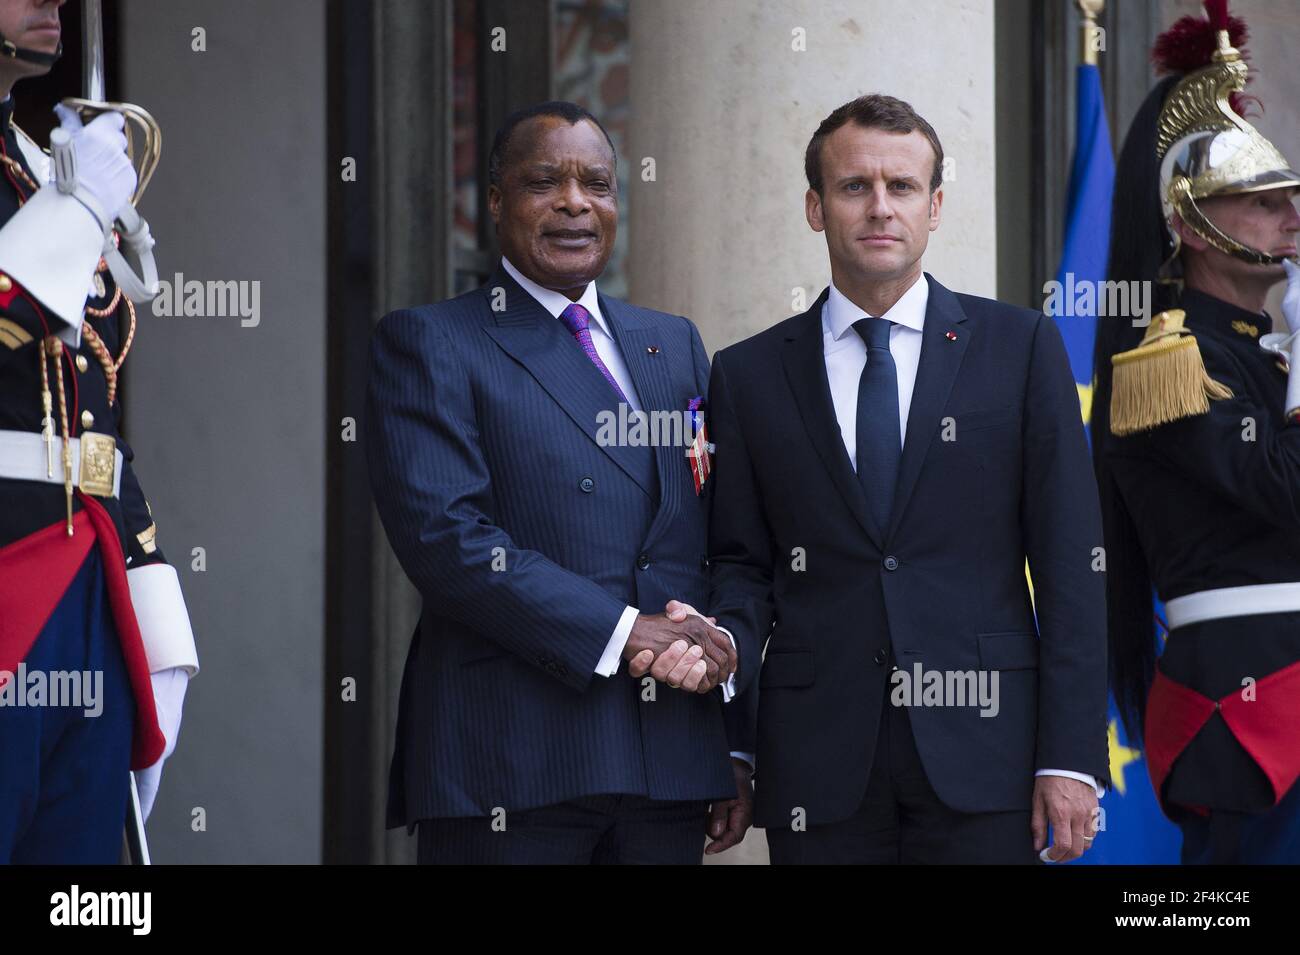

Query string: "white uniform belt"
[1165, 582, 1300, 630]
[0, 429, 123, 498]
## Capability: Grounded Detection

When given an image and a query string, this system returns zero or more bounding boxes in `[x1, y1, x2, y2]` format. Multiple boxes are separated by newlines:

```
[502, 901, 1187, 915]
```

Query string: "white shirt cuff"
[710, 622, 738, 702]
[730, 752, 755, 771]
[595, 605, 639, 677]
[1036, 768, 1104, 798]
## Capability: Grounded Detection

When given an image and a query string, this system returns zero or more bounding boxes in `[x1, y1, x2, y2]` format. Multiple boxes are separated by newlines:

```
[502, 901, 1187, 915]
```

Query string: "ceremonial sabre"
[49, 0, 162, 304]
[1260, 331, 1300, 422]
[81, 0, 104, 101]
[123, 771, 152, 865]
[62, 0, 157, 865]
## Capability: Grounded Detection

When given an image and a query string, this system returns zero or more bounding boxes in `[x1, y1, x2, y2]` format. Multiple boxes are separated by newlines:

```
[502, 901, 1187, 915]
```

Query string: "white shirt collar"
[501, 256, 609, 336]
[824, 272, 929, 342]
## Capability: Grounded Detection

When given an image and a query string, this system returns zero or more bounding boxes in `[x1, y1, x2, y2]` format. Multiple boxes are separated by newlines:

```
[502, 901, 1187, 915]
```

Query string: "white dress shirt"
[822, 273, 1101, 797]
[500, 258, 737, 704]
[501, 257, 640, 411]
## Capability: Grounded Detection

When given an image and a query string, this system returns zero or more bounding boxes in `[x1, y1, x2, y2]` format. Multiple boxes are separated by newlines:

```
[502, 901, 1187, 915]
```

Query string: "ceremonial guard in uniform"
[0, 0, 196, 863]
[1093, 0, 1300, 863]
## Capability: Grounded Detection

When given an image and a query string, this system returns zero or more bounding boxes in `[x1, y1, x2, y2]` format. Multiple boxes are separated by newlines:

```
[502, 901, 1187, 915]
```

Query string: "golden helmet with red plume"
[1154, 0, 1300, 265]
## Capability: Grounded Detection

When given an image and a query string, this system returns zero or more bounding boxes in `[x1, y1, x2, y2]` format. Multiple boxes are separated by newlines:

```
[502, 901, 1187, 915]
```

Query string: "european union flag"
[1051, 62, 1181, 864]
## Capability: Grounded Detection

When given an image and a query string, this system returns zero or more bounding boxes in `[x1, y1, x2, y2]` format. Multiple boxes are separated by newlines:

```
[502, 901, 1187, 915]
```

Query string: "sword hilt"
[49, 126, 76, 195]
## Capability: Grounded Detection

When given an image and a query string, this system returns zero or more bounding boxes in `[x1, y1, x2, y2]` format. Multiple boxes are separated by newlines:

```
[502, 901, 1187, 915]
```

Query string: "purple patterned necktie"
[558, 303, 629, 403]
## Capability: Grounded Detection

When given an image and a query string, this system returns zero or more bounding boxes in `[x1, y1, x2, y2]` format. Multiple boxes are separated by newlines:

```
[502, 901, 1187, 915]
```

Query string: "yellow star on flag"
[1107, 718, 1142, 797]
[1078, 380, 1094, 425]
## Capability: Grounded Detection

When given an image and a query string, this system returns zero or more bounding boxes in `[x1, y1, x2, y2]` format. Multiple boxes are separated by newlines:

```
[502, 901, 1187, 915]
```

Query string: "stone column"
[628, 0, 998, 354]
[120, 0, 328, 863]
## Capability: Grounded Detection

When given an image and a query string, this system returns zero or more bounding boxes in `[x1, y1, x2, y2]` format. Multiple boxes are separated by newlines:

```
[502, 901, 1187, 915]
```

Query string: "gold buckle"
[78, 432, 117, 497]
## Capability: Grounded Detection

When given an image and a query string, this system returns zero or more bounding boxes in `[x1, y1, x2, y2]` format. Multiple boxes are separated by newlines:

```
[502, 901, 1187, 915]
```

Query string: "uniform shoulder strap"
[9, 121, 50, 184]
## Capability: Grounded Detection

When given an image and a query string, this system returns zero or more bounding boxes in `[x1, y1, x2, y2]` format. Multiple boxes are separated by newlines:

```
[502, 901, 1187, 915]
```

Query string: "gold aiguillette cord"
[42, 336, 74, 535]
[38, 335, 54, 476]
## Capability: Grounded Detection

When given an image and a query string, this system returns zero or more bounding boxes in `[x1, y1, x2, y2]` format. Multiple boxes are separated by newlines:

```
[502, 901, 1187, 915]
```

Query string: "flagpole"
[1077, 0, 1105, 66]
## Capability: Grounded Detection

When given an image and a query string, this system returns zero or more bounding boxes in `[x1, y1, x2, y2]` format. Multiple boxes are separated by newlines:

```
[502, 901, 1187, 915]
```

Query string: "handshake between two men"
[623, 600, 753, 855]
[622, 600, 736, 694]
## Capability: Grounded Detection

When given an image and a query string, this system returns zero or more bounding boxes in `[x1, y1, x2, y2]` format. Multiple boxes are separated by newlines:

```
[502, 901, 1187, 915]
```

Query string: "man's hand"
[705, 758, 754, 855]
[664, 599, 716, 627]
[1282, 259, 1300, 332]
[52, 105, 137, 226]
[136, 667, 189, 820]
[1031, 775, 1099, 862]
[623, 611, 735, 692]
[1280, 261, 1300, 420]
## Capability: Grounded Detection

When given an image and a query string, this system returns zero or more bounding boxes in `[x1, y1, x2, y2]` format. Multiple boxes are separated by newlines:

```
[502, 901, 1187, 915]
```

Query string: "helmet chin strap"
[1168, 178, 1295, 267]
[0, 33, 62, 68]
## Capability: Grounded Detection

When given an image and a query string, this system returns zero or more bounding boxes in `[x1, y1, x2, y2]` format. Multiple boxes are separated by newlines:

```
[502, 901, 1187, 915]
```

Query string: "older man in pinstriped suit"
[366, 102, 753, 864]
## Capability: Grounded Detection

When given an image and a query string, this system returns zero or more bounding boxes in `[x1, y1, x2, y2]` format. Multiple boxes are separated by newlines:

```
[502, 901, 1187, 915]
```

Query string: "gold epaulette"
[1109, 309, 1234, 436]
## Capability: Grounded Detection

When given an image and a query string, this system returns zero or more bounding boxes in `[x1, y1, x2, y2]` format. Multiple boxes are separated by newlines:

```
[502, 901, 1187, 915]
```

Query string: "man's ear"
[488, 184, 502, 226]
[1170, 212, 1208, 252]
[929, 187, 943, 232]
[806, 188, 825, 233]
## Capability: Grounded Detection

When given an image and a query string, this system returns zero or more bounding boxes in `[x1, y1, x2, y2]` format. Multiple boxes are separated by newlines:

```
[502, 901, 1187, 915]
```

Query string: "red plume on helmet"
[1151, 0, 1256, 115]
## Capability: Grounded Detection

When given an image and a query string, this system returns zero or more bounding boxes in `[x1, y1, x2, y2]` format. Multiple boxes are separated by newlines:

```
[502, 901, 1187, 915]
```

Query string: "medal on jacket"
[686, 396, 713, 495]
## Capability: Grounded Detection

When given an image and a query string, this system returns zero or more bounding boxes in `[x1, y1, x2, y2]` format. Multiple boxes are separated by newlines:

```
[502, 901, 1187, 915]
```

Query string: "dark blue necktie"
[853, 317, 900, 533]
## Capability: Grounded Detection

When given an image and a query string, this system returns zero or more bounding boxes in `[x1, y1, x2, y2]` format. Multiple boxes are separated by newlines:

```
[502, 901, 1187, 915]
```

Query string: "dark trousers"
[767, 690, 1036, 864]
[417, 794, 711, 865]
[1179, 778, 1300, 864]
[0, 550, 135, 864]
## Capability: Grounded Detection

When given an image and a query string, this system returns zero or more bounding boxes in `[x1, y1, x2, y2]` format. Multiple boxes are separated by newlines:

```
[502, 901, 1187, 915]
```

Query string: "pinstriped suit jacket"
[367, 265, 738, 825]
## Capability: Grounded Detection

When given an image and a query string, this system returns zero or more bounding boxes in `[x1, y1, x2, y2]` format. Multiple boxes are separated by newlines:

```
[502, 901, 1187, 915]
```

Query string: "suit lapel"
[886, 275, 972, 540]
[480, 268, 656, 498]
[780, 289, 881, 546]
[602, 293, 682, 549]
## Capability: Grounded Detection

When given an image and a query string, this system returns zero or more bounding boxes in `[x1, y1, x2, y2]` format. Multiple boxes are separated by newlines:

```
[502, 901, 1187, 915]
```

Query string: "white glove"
[135, 666, 189, 821]
[51, 104, 137, 227]
[1283, 259, 1300, 333]
[1283, 261, 1300, 420]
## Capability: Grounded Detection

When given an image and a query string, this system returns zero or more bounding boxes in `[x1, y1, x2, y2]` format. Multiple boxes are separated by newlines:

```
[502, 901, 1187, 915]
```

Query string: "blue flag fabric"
[1051, 64, 1181, 864]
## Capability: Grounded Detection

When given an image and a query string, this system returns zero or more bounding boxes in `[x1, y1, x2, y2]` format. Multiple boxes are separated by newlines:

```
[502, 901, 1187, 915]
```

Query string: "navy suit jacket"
[708, 275, 1109, 829]
[367, 265, 736, 826]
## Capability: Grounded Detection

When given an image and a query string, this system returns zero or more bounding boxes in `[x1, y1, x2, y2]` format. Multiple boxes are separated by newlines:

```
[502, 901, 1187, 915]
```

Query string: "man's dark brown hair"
[805, 93, 945, 195]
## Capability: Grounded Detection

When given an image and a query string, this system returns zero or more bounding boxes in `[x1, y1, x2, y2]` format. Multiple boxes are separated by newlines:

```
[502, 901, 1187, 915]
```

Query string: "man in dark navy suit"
[367, 102, 752, 864]
[708, 94, 1109, 864]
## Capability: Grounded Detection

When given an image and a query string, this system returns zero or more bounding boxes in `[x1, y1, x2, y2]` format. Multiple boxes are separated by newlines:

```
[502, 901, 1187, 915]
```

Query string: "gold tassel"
[1109, 309, 1233, 436]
